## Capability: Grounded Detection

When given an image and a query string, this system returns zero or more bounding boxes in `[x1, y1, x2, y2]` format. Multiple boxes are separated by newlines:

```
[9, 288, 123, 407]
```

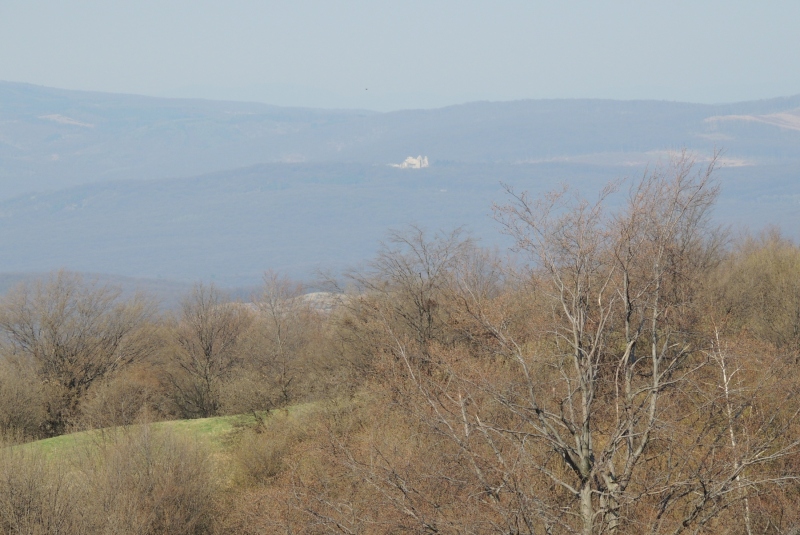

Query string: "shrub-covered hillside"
[2, 155, 800, 534]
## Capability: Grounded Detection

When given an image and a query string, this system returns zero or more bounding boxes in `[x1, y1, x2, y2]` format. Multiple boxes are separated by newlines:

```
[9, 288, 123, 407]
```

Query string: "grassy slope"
[18, 402, 319, 460]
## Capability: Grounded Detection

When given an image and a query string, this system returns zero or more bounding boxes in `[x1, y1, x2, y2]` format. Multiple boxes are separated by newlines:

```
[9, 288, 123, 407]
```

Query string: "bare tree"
[0, 359, 46, 438]
[167, 283, 253, 418]
[0, 271, 154, 435]
[252, 271, 310, 406]
[439, 153, 798, 533]
[327, 154, 800, 533]
[345, 226, 476, 361]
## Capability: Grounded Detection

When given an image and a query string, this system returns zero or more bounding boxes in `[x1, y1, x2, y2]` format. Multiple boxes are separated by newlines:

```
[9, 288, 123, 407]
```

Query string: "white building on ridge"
[390, 155, 429, 169]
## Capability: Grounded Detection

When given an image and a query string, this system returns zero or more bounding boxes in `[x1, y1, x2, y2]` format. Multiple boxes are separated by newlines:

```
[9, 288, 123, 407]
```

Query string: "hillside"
[0, 159, 797, 286]
[1, 82, 799, 286]
[3, 81, 799, 198]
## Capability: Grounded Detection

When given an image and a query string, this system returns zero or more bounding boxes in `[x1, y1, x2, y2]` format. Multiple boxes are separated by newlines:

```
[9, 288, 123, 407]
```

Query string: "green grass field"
[14, 402, 320, 460]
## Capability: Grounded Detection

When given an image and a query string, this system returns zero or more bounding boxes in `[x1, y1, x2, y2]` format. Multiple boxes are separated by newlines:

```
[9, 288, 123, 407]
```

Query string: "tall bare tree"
[324, 154, 800, 534]
[346, 226, 475, 360]
[167, 283, 253, 418]
[252, 271, 315, 407]
[0, 271, 154, 435]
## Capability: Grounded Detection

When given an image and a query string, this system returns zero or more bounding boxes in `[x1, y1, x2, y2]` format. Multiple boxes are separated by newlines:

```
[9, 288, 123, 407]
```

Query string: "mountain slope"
[1, 83, 798, 287]
[2, 81, 799, 198]
[0, 160, 797, 286]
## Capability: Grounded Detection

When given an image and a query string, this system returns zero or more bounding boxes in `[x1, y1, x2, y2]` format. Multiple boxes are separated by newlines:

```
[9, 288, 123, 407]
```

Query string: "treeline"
[2, 155, 800, 534]
[0, 272, 345, 439]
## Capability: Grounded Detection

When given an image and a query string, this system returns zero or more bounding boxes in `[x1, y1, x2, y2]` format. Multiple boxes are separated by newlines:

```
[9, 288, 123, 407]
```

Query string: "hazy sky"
[1, 1, 798, 111]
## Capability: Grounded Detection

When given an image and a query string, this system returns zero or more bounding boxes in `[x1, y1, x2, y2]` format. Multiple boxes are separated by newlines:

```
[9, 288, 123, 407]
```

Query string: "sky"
[1, 1, 799, 111]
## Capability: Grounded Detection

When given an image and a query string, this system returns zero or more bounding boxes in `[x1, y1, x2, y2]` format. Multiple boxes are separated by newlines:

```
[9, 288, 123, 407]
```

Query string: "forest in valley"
[2, 154, 800, 534]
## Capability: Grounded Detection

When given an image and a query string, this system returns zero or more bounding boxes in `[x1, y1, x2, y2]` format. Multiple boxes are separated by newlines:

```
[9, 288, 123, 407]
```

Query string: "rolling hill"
[1, 82, 798, 287]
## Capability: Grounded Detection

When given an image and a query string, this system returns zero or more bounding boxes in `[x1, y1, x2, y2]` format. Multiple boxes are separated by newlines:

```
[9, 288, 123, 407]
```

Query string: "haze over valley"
[1, 81, 799, 289]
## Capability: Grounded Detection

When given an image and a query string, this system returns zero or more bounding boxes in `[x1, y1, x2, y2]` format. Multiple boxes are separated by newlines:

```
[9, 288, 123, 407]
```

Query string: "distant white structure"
[390, 155, 429, 169]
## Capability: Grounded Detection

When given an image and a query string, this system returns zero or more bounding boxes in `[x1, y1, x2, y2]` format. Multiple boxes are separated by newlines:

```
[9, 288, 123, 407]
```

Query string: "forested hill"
[2, 81, 799, 197]
[1, 82, 799, 286]
[0, 160, 796, 286]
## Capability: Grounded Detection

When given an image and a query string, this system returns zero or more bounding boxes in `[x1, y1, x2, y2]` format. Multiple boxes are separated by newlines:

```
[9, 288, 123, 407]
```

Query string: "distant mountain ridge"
[2, 81, 799, 197]
[1, 82, 798, 288]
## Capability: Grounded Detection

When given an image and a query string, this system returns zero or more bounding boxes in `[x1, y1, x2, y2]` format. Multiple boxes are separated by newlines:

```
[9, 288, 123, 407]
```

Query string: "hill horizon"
[1, 81, 798, 288]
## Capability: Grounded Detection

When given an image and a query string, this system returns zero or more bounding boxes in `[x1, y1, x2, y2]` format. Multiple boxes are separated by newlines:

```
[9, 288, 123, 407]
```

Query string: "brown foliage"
[249, 155, 800, 534]
[78, 425, 220, 535]
[0, 424, 220, 535]
[0, 271, 155, 435]
[78, 363, 173, 429]
[709, 228, 800, 359]
[2, 160, 800, 534]
[0, 444, 84, 534]
[0, 358, 46, 439]
[165, 283, 254, 418]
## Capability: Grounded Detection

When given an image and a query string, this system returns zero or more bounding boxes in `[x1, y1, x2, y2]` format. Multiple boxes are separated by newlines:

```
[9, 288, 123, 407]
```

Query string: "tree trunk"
[580, 481, 594, 535]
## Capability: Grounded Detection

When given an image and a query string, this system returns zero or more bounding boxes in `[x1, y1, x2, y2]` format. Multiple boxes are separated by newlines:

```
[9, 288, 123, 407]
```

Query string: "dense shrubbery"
[0, 272, 338, 440]
[2, 156, 800, 533]
[0, 426, 219, 534]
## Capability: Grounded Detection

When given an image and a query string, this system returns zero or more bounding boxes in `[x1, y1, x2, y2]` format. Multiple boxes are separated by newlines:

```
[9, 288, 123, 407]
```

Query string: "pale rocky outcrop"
[389, 155, 429, 169]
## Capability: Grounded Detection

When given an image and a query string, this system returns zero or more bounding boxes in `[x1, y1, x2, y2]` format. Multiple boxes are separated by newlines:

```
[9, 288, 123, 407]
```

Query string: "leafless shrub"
[0, 358, 46, 439]
[285, 154, 800, 534]
[0, 444, 84, 534]
[710, 227, 800, 360]
[232, 413, 309, 486]
[78, 425, 220, 535]
[78, 365, 171, 429]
